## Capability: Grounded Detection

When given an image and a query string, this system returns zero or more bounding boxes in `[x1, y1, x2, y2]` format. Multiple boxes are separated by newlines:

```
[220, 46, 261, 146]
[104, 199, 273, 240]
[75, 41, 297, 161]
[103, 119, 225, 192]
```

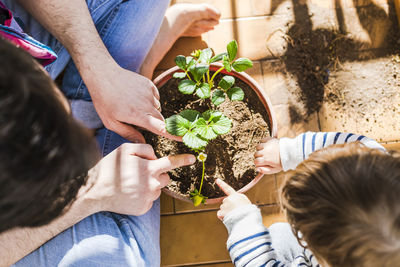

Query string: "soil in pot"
[142, 73, 271, 199]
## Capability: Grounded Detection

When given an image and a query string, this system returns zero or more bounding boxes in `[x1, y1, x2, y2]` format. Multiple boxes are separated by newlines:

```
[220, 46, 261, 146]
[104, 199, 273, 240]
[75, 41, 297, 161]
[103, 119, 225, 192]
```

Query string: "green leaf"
[173, 72, 186, 79]
[194, 118, 218, 140]
[227, 87, 244, 101]
[212, 89, 226, 106]
[232, 58, 253, 72]
[223, 55, 232, 72]
[190, 64, 210, 82]
[227, 40, 238, 61]
[210, 52, 228, 63]
[178, 79, 196, 94]
[180, 110, 201, 122]
[182, 131, 208, 150]
[199, 48, 213, 64]
[218, 75, 235, 90]
[211, 115, 232, 135]
[195, 83, 211, 99]
[165, 115, 190, 136]
[202, 110, 222, 121]
[186, 56, 195, 69]
[175, 55, 187, 70]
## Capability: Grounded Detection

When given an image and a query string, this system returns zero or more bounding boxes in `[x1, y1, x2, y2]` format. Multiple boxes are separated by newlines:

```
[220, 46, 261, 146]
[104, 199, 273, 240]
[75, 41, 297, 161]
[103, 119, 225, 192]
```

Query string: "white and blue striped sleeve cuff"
[280, 132, 386, 171]
[223, 205, 280, 267]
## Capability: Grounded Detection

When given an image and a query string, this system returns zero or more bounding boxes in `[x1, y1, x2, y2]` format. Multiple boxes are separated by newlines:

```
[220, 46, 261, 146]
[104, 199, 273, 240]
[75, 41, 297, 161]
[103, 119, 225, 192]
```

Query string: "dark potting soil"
[142, 73, 271, 199]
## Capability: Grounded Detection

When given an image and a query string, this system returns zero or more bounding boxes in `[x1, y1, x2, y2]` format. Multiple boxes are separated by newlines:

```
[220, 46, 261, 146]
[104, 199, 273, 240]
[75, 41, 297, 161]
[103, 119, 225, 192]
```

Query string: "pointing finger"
[152, 154, 196, 174]
[215, 178, 236, 196]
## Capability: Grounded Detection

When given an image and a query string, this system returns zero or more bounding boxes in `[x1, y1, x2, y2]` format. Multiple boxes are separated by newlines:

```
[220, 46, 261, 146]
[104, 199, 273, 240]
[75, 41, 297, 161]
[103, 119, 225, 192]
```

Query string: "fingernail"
[188, 155, 196, 164]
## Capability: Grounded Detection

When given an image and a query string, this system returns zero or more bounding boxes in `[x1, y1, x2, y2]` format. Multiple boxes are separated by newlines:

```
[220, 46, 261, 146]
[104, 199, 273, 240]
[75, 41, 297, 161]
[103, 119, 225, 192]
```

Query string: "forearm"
[16, 0, 116, 89]
[0, 196, 97, 266]
[279, 131, 386, 171]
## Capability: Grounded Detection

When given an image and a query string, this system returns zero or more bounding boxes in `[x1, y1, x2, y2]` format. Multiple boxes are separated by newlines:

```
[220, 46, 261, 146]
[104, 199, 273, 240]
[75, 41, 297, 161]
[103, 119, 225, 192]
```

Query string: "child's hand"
[254, 137, 282, 174]
[216, 178, 252, 220]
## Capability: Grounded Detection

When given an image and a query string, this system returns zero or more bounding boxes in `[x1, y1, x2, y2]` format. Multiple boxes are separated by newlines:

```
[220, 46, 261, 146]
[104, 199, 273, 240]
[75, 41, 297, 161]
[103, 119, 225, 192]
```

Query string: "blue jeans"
[3, 0, 169, 265]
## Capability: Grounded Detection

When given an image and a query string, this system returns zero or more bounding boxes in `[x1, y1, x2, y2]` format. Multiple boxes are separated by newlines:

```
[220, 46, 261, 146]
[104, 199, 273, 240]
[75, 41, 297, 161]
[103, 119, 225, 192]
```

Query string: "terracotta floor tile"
[309, 0, 391, 9]
[260, 205, 287, 226]
[163, 0, 395, 68]
[244, 61, 264, 89]
[161, 192, 175, 215]
[260, 59, 322, 137]
[275, 171, 289, 192]
[171, 0, 272, 19]
[318, 57, 400, 142]
[156, 37, 209, 70]
[306, 3, 393, 50]
[203, 15, 292, 61]
[274, 104, 320, 138]
[160, 211, 230, 265]
[261, 60, 293, 106]
[245, 174, 278, 205]
[160, 206, 285, 265]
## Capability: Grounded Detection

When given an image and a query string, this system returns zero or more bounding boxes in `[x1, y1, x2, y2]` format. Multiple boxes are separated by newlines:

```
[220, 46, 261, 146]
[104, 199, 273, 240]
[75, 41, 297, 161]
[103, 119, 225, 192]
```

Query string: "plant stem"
[198, 160, 205, 194]
[186, 71, 192, 81]
[210, 67, 225, 83]
[207, 70, 210, 83]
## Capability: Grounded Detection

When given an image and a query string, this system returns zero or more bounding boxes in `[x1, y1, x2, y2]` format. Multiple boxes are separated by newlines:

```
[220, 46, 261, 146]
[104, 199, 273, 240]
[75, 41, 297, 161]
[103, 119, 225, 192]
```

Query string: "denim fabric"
[3, 0, 170, 265]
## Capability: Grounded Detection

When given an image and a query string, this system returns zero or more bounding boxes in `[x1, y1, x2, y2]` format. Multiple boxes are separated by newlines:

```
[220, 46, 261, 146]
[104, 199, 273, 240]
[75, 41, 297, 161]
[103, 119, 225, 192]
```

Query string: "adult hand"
[216, 179, 251, 221]
[84, 143, 195, 215]
[88, 64, 181, 143]
[254, 137, 282, 174]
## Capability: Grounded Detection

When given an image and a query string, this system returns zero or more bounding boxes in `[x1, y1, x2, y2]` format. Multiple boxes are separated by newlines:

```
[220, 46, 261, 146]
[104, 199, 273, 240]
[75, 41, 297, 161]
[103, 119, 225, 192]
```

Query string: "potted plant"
[145, 40, 277, 206]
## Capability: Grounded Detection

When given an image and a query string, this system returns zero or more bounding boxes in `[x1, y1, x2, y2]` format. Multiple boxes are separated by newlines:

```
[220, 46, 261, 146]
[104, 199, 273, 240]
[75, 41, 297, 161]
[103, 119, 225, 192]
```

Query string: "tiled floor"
[155, 0, 400, 265]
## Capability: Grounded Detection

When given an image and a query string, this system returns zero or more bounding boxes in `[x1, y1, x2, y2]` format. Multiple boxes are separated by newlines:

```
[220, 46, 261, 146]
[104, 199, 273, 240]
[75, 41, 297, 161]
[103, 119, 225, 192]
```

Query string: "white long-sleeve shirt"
[223, 132, 385, 267]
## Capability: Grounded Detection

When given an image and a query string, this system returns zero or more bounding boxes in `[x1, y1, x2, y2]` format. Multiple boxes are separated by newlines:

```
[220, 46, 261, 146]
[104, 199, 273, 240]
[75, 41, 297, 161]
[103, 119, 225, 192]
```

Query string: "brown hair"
[280, 143, 400, 267]
[0, 37, 99, 232]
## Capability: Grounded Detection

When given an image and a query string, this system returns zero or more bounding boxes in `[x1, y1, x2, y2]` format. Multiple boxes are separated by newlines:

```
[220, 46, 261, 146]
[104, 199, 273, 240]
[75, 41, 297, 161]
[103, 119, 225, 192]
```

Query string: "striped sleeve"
[279, 132, 386, 171]
[223, 205, 281, 267]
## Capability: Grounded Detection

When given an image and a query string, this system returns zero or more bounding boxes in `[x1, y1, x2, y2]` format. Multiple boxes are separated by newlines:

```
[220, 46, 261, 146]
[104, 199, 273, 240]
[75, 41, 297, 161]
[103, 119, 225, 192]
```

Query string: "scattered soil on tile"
[321, 56, 400, 134]
[143, 73, 271, 199]
[283, 1, 400, 123]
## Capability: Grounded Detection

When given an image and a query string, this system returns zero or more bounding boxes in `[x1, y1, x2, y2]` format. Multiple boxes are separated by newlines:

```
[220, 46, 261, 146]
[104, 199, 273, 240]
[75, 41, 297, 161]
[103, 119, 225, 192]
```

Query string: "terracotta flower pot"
[153, 63, 278, 205]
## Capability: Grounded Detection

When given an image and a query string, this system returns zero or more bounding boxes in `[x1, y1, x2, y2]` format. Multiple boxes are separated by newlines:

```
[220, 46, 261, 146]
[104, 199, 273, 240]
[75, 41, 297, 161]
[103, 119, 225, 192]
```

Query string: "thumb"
[151, 154, 196, 174]
[114, 121, 146, 143]
[141, 116, 183, 142]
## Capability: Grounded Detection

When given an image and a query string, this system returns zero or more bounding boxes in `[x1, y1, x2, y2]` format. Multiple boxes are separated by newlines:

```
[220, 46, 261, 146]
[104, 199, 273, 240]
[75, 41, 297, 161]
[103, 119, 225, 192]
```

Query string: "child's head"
[0, 37, 98, 232]
[281, 143, 400, 267]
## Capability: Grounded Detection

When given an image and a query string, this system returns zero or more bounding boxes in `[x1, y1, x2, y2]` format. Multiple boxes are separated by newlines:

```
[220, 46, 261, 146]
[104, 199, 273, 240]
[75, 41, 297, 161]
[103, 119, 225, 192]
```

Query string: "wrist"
[73, 168, 103, 216]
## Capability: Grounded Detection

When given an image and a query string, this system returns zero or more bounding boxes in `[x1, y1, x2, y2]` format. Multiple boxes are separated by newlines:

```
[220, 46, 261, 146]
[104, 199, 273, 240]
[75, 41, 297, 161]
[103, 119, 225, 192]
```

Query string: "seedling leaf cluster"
[166, 40, 253, 206]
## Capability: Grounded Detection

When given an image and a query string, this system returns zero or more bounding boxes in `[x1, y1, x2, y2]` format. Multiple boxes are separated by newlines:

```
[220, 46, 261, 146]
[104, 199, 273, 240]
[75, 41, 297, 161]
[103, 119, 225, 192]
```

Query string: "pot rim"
[153, 63, 278, 205]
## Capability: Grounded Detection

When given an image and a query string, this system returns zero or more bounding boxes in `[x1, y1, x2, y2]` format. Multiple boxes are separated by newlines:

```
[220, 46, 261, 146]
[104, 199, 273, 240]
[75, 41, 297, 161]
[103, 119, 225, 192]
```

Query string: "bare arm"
[16, 0, 179, 142]
[17, 0, 114, 81]
[0, 144, 195, 266]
